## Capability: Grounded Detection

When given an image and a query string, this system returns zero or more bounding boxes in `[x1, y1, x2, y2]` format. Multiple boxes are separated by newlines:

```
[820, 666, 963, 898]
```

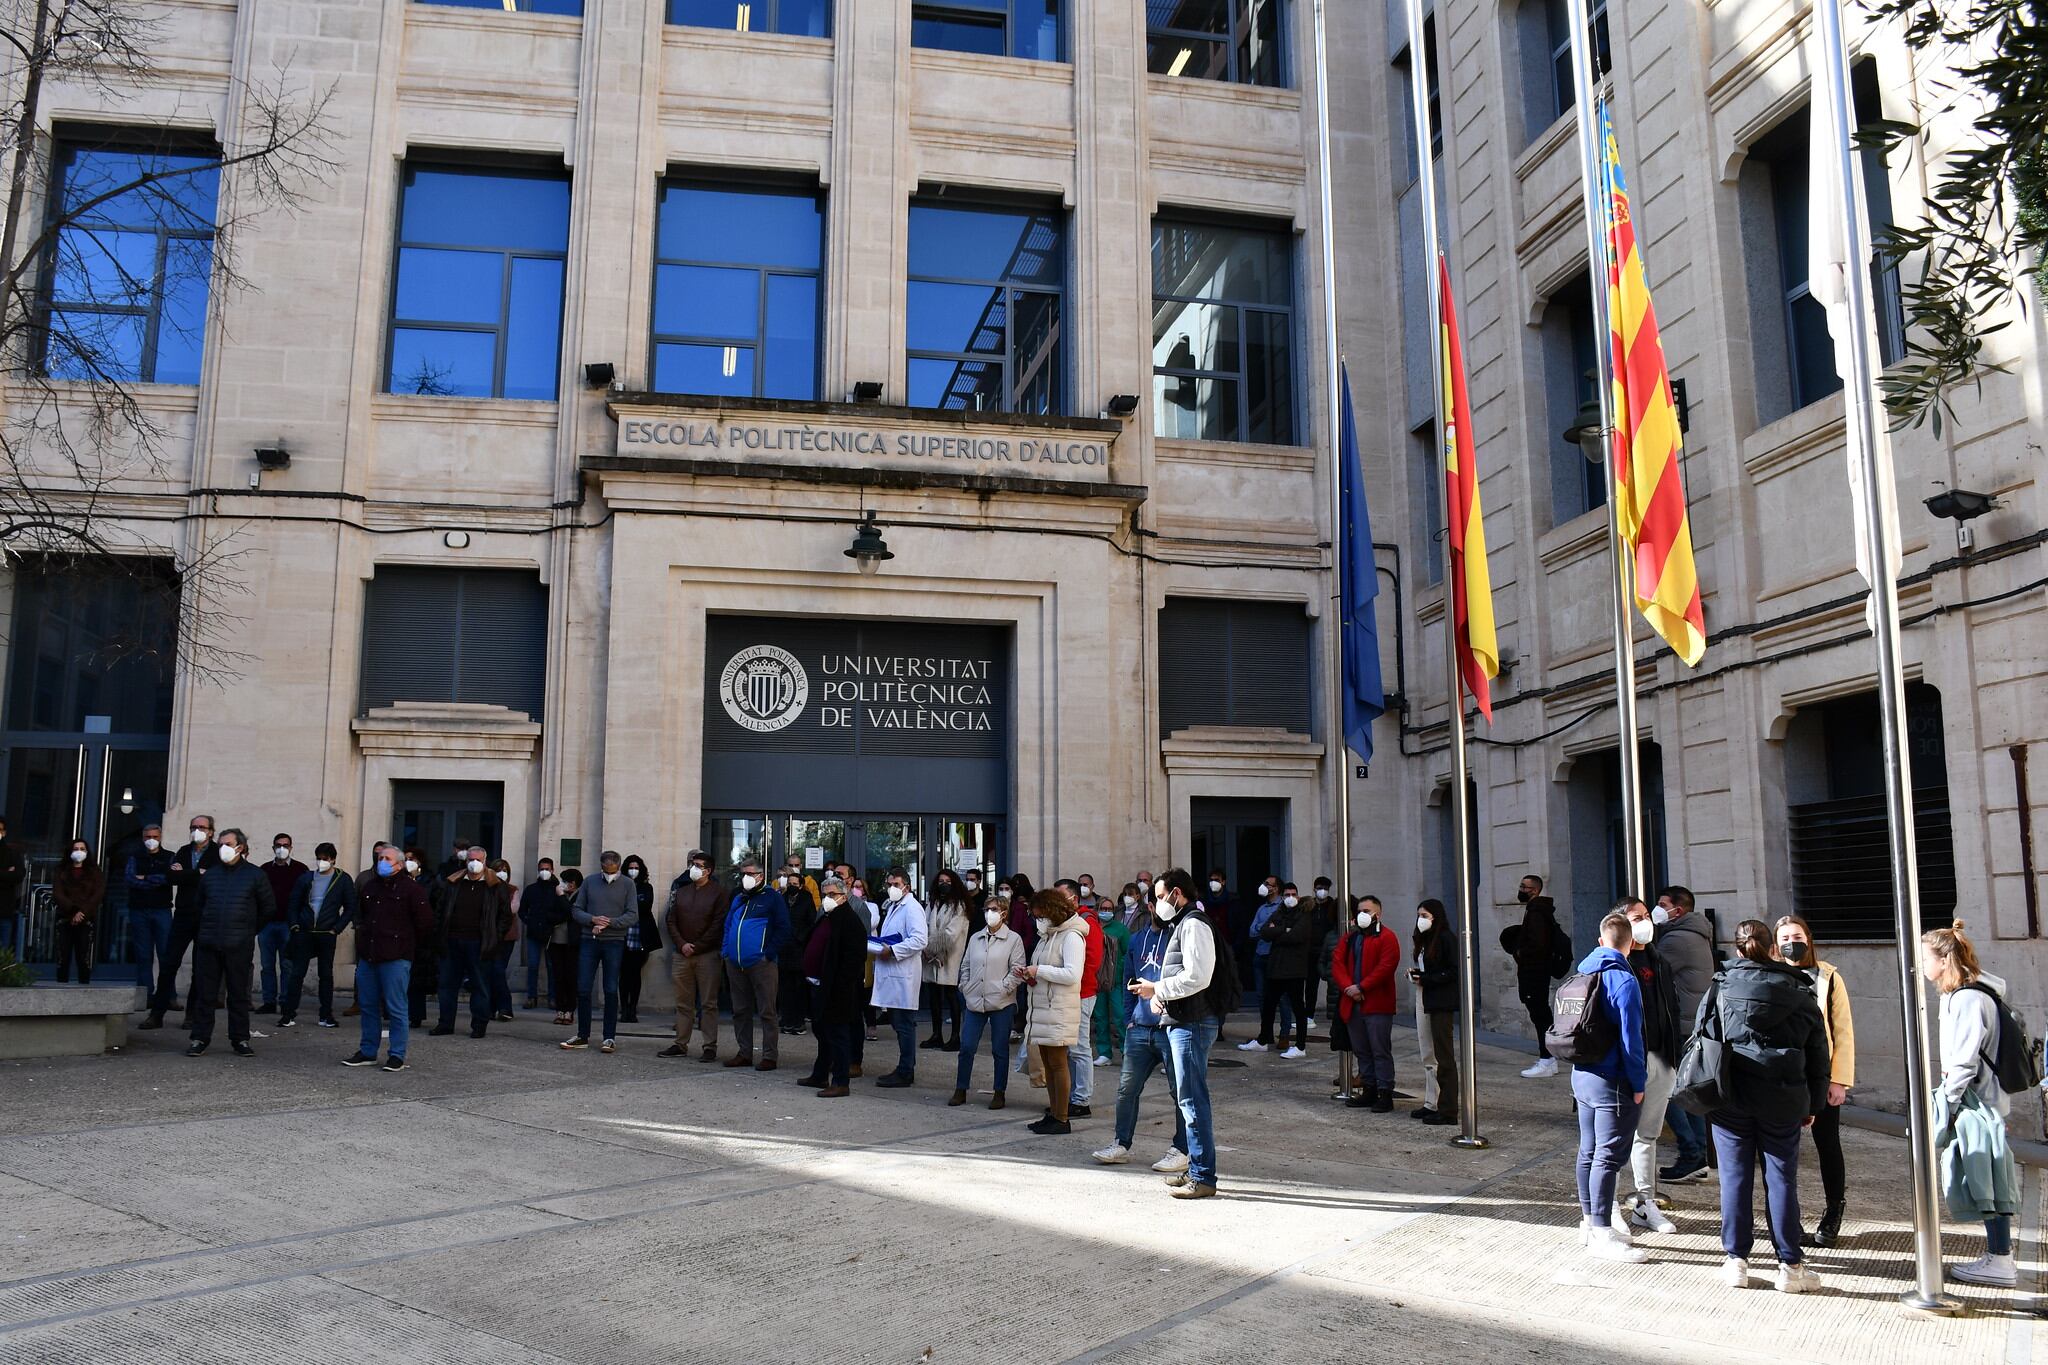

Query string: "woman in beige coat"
[1773, 915, 1855, 1247]
[1020, 890, 1088, 1136]
[951, 899, 1026, 1109]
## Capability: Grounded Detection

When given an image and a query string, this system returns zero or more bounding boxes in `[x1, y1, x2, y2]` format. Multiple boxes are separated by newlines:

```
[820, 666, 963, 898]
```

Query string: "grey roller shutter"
[1157, 598, 1310, 736]
[359, 567, 547, 718]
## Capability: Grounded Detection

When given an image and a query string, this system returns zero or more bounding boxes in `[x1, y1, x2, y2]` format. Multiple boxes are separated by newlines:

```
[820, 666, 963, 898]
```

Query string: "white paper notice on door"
[954, 848, 981, 871]
[805, 846, 825, 869]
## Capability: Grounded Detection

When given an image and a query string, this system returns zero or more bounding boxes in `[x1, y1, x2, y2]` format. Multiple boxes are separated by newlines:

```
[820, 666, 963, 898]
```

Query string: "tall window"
[41, 137, 219, 386]
[906, 199, 1066, 415]
[1411, 421, 1443, 585]
[1146, 0, 1285, 87]
[671, 0, 830, 35]
[386, 163, 570, 400]
[359, 567, 549, 718]
[1539, 0, 1608, 127]
[912, 2, 1061, 60]
[1151, 218, 1296, 444]
[1742, 60, 1904, 423]
[1156, 598, 1311, 735]
[416, 0, 584, 13]
[1541, 272, 1605, 522]
[653, 181, 823, 400]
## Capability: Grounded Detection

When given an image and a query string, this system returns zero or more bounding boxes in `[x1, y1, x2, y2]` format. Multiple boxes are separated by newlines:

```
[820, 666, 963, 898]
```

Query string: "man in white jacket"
[1133, 868, 1223, 1200]
[870, 868, 929, 1089]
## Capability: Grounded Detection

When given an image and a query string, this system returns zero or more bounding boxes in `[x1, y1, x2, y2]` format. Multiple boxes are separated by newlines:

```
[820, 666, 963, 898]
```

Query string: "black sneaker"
[342, 1051, 378, 1067]
[428, 1025, 455, 1036]
[658, 1044, 687, 1058]
[317, 1018, 338, 1029]
[184, 1040, 208, 1057]
[1408, 1106, 1438, 1122]
[559, 1036, 589, 1050]
[254, 1003, 278, 1015]
[138, 1014, 164, 1031]
[381, 1055, 409, 1073]
[1027, 1116, 1072, 1135]
[1661, 1156, 1711, 1184]
[230, 1040, 255, 1057]
[1068, 1104, 1092, 1118]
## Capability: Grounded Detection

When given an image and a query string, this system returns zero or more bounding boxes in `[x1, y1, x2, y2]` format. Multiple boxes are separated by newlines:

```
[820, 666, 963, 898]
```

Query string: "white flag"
[1805, 3, 1900, 634]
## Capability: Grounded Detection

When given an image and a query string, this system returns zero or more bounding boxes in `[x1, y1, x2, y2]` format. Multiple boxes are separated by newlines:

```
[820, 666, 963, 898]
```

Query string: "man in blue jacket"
[1572, 907, 1649, 1263]
[722, 860, 790, 1071]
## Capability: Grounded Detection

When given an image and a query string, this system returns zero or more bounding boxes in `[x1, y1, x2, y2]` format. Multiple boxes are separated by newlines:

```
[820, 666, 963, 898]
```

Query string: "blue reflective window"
[1151, 218, 1296, 443]
[671, 0, 831, 37]
[41, 141, 220, 385]
[415, 0, 585, 14]
[653, 181, 823, 400]
[386, 164, 570, 399]
[912, 2, 1062, 60]
[1146, 0, 1286, 87]
[907, 200, 1065, 415]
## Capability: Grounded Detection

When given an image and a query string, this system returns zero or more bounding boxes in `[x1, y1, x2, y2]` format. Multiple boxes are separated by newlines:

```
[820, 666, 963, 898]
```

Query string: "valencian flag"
[1437, 254, 1498, 720]
[1598, 101, 1707, 666]
[1337, 365, 1386, 763]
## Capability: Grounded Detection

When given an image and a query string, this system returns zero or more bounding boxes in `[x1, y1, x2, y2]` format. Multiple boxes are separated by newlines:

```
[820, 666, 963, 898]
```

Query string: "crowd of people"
[52, 816, 2028, 1245]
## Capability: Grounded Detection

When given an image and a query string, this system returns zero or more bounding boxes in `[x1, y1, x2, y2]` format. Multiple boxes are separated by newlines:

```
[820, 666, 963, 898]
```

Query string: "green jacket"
[1935, 1088, 2020, 1222]
[1096, 913, 1130, 994]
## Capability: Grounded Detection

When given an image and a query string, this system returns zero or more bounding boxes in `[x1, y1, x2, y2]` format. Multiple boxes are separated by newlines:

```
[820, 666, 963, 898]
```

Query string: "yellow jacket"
[1813, 959, 1856, 1088]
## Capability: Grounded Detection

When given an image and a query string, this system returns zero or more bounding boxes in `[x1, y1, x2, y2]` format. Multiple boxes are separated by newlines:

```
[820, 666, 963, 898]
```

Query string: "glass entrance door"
[705, 813, 1005, 901]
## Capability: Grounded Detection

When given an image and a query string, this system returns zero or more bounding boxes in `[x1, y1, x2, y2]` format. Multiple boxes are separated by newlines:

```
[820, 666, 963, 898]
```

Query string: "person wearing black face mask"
[1505, 874, 1566, 1079]
[1774, 915, 1855, 1248]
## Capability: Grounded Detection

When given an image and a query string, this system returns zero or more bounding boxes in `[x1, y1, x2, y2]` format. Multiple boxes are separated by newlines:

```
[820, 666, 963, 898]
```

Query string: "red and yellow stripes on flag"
[1599, 101, 1706, 666]
[1438, 253, 1498, 721]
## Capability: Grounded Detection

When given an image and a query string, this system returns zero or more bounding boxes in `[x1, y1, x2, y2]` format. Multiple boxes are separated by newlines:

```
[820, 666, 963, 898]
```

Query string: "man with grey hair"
[808, 875, 871, 1096]
[563, 850, 637, 1052]
[431, 845, 506, 1040]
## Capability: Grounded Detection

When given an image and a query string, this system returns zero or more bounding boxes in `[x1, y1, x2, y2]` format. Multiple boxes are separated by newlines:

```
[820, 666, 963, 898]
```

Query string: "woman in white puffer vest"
[1022, 890, 1088, 1136]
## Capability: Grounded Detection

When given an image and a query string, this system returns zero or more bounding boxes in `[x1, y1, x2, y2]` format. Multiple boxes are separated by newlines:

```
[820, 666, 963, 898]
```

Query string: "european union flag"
[1338, 366, 1386, 765]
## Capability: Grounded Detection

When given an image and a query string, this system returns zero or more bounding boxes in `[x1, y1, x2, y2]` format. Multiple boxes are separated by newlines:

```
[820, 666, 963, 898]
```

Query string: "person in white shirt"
[869, 867, 929, 1088]
[1131, 869, 1225, 1200]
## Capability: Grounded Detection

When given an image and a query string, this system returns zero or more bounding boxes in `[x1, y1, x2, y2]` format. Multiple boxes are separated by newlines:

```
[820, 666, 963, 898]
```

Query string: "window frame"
[910, 0, 1065, 62]
[667, 0, 832, 37]
[1146, 0, 1288, 89]
[1149, 214, 1299, 446]
[650, 177, 826, 401]
[413, 0, 585, 14]
[383, 159, 571, 402]
[37, 132, 221, 387]
[1543, 0, 1609, 126]
[905, 195, 1069, 417]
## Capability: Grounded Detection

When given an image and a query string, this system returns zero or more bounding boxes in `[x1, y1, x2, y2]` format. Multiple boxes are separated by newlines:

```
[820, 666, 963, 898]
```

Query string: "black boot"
[1804, 1202, 1845, 1248]
[1345, 1086, 1377, 1109]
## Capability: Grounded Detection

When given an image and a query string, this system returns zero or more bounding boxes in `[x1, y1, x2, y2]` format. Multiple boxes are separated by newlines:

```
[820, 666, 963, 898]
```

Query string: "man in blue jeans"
[343, 844, 430, 1073]
[1570, 908, 1649, 1263]
[1133, 869, 1223, 1200]
[563, 850, 637, 1052]
[1093, 900, 1188, 1171]
[123, 824, 176, 1004]
[257, 834, 307, 1012]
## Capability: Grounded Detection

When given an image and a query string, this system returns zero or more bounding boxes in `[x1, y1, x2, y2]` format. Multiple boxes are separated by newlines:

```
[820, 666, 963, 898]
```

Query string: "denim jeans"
[890, 1006, 920, 1079]
[1068, 996, 1097, 1105]
[1166, 1016, 1220, 1187]
[1712, 1112, 1804, 1265]
[256, 921, 291, 1006]
[955, 1005, 1014, 1092]
[483, 952, 512, 1016]
[437, 939, 490, 1033]
[357, 959, 411, 1059]
[1114, 1022, 1185, 1153]
[524, 938, 548, 1002]
[128, 907, 173, 1003]
[1572, 1068, 1639, 1223]
[1666, 1101, 1710, 1165]
[577, 938, 624, 1040]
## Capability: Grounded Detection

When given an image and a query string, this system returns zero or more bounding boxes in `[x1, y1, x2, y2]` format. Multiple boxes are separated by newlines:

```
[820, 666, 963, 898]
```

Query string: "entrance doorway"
[393, 780, 505, 865]
[1189, 796, 1289, 902]
[701, 812, 1003, 899]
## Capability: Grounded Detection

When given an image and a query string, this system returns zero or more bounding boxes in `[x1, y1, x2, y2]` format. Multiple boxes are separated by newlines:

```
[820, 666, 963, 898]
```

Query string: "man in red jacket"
[1056, 879, 1105, 1118]
[1332, 895, 1401, 1111]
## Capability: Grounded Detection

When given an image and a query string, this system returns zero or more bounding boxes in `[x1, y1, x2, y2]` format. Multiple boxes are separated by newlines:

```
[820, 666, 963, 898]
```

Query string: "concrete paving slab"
[0, 1170, 206, 1281]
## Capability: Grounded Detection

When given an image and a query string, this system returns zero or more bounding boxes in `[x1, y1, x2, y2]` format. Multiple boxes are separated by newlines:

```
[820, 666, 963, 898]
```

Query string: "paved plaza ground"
[0, 1011, 2038, 1364]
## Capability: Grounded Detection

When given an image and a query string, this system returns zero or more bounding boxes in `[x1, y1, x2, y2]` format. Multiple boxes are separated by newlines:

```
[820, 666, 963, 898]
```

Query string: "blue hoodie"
[1574, 944, 1648, 1093]
[1126, 918, 1173, 1029]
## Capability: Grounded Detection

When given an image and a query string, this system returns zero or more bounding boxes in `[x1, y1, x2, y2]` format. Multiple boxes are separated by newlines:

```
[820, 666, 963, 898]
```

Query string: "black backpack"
[1960, 982, 2044, 1094]
[1545, 961, 1623, 1065]
[1204, 913, 1243, 1018]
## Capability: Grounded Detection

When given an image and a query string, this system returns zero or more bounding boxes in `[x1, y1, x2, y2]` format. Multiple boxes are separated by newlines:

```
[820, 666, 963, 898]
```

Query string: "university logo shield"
[718, 644, 809, 733]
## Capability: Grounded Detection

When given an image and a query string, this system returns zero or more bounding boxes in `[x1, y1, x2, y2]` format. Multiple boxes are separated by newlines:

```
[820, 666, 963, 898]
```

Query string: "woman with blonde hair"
[1020, 889, 1088, 1135]
[1773, 915, 1854, 1247]
[1922, 920, 2021, 1287]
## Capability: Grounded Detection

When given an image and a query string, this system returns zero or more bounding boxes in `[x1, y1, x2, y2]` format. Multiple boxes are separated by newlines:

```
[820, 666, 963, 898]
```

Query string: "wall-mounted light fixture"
[254, 441, 290, 470]
[844, 512, 893, 575]
[851, 381, 885, 404]
[1564, 396, 1606, 463]
[584, 362, 616, 388]
[1104, 393, 1140, 418]
[1925, 486, 2000, 553]
[443, 530, 471, 550]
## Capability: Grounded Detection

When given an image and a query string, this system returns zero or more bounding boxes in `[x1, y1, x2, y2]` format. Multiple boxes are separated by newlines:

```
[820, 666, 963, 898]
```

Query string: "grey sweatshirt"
[570, 872, 640, 941]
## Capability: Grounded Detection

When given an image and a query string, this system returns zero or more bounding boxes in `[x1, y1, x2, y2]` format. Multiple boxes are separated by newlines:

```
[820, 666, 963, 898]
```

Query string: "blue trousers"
[524, 938, 547, 1001]
[256, 921, 291, 1006]
[437, 939, 490, 1033]
[1571, 1069, 1640, 1224]
[357, 959, 411, 1060]
[955, 1005, 1014, 1093]
[889, 1007, 920, 1079]
[1115, 1021, 1186, 1153]
[128, 907, 174, 1003]
[576, 938, 624, 1041]
[1166, 1016, 1220, 1187]
[1712, 1112, 1805, 1265]
[1666, 1102, 1710, 1163]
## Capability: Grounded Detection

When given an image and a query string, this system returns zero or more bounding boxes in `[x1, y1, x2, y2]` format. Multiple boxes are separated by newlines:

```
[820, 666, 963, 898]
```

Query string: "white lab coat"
[868, 892, 929, 1011]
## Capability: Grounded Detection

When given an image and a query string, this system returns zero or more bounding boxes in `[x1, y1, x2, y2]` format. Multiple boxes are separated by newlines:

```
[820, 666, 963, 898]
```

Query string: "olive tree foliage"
[0, 0, 336, 678]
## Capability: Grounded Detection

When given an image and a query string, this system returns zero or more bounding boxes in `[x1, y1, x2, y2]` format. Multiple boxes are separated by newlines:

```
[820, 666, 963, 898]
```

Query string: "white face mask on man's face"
[1357, 911, 1374, 929]
[1208, 880, 1223, 894]
[190, 828, 209, 845]
[741, 874, 760, 892]
[1631, 919, 1655, 946]
[315, 859, 333, 874]
[886, 885, 904, 903]
[984, 908, 1004, 928]
[218, 844, 242, 864]
[1282, 895, 1298, 908]
[274, 846, 291, 862]
[467, 859, 485, 875]
[143, 837, 160, 851]
[688, 865, 706, 881]
[404, 859, 420, 875]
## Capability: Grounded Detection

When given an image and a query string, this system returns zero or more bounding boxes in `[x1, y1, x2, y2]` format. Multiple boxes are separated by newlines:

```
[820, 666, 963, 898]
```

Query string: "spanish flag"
[1599, 102, 1706, 666]
[1438, 253, 1498, 720]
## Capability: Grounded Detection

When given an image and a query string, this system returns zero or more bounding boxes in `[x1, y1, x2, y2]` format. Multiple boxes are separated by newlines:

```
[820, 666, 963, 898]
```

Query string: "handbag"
[1671, 978, 1728, 1116]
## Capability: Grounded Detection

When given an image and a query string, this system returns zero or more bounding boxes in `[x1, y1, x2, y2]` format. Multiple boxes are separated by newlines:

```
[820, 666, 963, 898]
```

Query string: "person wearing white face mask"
[662, 851, 729, 1061]
[254, 834, 307, 1015]
[144, 815, 220, 1031]
[183, 829, 276, 1058]
[806, 878, 871, 1097]
[278, 841, 357, 1029]
[1090, 886, 1135, 1066]
[868, 868, 930, 1088]
[1250, 883, 1311, 1058]
[615, 854, 658, 1025]
[123, 823, 177, 1009]
[51, 838, 104, 983]
[563, 851, 639, 1053]
[516, 858, 559, 1011]
[1407, 900, 1461, 1127]
[1613, 899, 1685, 1239]
[950, 895, 1025, 1107]
[1332, 896, 1400, 1110]
[430, 847, 509, 1041]
[1653, 884, 1716, 1184]
[721, 859, 792, 1070]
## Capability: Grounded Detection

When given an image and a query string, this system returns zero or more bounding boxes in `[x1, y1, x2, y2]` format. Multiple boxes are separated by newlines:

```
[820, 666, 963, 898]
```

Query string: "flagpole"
[1310, 0, 1356, 1100]
[1809, 0, 1954, 1315]
[1396, 0, 1485, 1150]
[1564, 0, 1647, 899]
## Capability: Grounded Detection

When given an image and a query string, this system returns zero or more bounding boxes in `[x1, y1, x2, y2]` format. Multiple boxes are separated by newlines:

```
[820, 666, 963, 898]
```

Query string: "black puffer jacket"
[1257, 900, 1312, 979]
[1707, 957, 1831, 1127]
[195, 859, 277, 948]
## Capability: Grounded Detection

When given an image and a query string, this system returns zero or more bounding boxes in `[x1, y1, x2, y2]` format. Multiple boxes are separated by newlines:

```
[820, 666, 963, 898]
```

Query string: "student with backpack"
[1550, 907, 1648, 1263]
[1922, 919, 2028, 1288]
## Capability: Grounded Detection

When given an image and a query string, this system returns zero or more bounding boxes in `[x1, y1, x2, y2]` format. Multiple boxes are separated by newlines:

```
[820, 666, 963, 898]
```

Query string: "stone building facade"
[1, 0, 2040, 1103]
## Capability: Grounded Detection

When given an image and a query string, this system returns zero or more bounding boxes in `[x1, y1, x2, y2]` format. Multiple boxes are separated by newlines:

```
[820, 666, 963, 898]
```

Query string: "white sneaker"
[1152, 1149, 1190, 1173]
[1608, 1209, 1636, 1243]
[1092, 1143, 1130, 1165]
[1236, 1040, 1267, 1053]
[1585, 1226, 1649, 1263]
[1629, 1199, 1678, 1235]
[1951, 1253, 2019, 1288]
[1521, 1057, 1558, 1078]
[1775, 1262, 1821, 1294]
[1280, 1046, 1306, 1059]
[1579, 1217, 1596, 1247]
[1093, 1054, 1112, 1067]
[1722, 1257, 1750, 1288]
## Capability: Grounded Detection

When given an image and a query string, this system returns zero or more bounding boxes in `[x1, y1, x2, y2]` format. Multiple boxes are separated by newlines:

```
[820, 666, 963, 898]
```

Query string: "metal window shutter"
[1225, 601, 1311, 732]
[1158, 599, 1227, 735]
[359, 568, 546, 718]
[360, 568, 459, 710]
[453, 570, 548, 718]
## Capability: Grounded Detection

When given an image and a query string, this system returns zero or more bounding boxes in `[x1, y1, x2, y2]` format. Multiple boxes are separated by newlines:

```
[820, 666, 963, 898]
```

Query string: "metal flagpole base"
[1898, 1290, 1961, 1317]
[1449, 1133, 1491, 1150]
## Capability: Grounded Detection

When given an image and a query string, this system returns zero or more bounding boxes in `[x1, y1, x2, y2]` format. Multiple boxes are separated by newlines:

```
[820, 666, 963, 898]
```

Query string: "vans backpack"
[1544, 963, 1621, 1065]
[1960, 981, 2044, 1094]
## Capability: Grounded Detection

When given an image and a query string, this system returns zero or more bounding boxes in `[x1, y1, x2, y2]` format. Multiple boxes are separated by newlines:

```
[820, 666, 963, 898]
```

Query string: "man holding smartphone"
[1131, 869, 1226, 1200]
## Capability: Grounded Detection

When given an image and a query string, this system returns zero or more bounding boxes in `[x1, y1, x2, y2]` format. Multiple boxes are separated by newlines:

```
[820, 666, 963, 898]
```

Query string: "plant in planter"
[0, 948, 31, 989]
